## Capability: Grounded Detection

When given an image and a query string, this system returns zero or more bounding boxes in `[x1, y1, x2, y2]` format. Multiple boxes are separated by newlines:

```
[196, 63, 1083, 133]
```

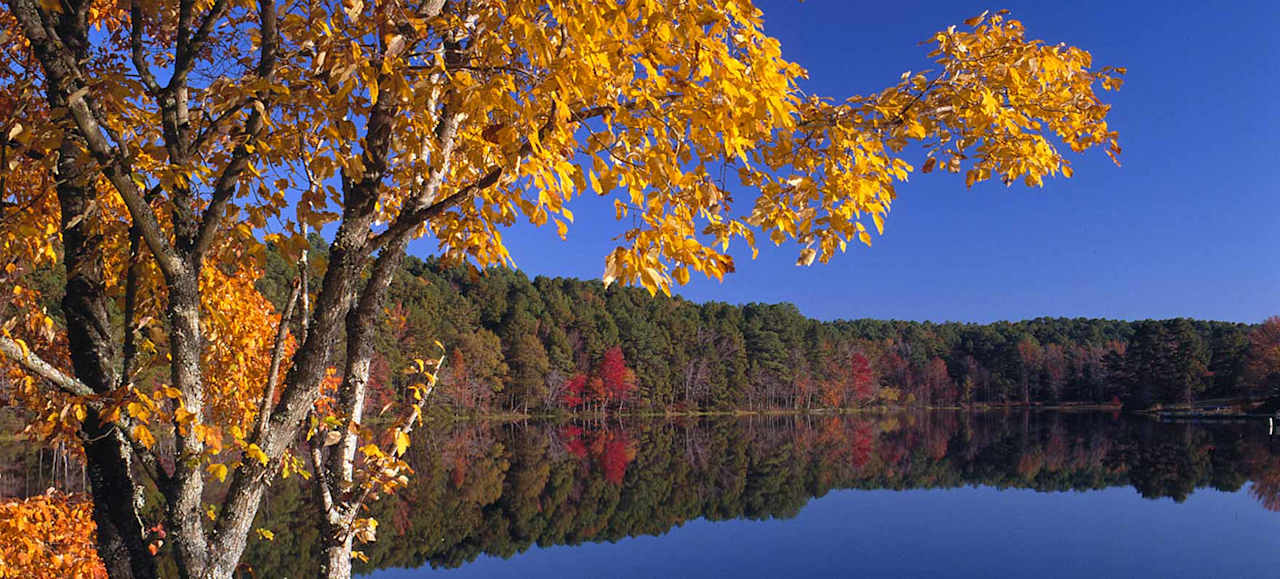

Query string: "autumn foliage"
[0, 492, 105, 579]
[560, 425, 636, 485]
[0, 0, 1124, 575]
[562, 346, 636, 410]
[1245, 317, 1280, 397]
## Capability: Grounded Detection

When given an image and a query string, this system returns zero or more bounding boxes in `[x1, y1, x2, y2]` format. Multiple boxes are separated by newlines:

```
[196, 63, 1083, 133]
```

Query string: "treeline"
[230, 413, 1280, 575]
[259, 241, 1274, 413]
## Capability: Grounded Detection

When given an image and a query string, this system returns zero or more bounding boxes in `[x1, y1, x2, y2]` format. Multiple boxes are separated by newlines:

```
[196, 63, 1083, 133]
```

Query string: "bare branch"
[191, 0, 278, 261]
[128, 1, 161, 95]
[254, 278, 300, 440]
[170, 0, 229, 92]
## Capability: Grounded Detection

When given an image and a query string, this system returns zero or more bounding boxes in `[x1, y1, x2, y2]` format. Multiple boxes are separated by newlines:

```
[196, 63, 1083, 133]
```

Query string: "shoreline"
[424, 402, 1133, 424]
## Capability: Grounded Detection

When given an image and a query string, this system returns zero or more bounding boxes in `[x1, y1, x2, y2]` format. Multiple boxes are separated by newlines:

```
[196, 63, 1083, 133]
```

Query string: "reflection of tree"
[559, 425, 637, 485]
[1243, 441, 1280, 511]
[215, 413, 1280, 577]
[1115, 423, 1213, 503]
[1250, 475, 1280, 512]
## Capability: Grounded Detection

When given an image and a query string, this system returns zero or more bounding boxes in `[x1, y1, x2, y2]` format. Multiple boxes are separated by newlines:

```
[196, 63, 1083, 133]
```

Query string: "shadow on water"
[236, 411, 1280, 576]
[7, 411, 1280, 576]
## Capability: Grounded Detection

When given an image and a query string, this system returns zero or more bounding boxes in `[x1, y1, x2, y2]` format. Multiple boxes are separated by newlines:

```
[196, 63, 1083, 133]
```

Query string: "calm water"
[8, 412, 1279, 577]
[235, 411, 1280, 578]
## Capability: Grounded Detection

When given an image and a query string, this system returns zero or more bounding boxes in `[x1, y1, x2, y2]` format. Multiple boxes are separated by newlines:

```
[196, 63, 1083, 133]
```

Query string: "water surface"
[233, 411, 1280, 577]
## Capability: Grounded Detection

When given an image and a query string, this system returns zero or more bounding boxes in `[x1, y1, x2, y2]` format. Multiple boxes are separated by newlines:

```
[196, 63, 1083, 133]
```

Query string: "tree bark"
[322, 533, 355, 579]
[55, 114, 159, 579]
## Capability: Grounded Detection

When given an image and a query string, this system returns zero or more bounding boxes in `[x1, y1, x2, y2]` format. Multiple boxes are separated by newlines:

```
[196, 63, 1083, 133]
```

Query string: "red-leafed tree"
[600, 346, 637, 410]
[878, 350, 910, 390]
[561, 374, 589, 408]
[849, 352, 878, 402]
[559, 346, 636, 412]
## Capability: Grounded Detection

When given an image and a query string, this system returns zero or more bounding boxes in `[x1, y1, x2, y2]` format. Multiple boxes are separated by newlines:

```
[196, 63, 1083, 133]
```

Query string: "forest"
[256, 240, 1278, 415]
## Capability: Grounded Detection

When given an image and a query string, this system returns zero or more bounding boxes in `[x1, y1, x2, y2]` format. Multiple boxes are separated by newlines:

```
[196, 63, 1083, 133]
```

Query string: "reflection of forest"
[230, 412, 1280, 575]
[8, 412, 1274, 575]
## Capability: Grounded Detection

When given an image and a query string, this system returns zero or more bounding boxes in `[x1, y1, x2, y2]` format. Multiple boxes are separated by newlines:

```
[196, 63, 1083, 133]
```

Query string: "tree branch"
[365, 94, 676, 255]
[0, 333, 94, 397]
[190, 0, 278, 261]
[170, 0, 228, 92]
[254, 277, 299, 440]
[6, 0, 186, 281]
[128, 1, 160, 96]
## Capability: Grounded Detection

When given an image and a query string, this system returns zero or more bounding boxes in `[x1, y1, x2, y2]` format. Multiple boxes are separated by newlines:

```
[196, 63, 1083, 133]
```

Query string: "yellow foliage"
[7, 2, 1121, 302]
[0, 0, 1121, 568]
[0, 2, 1120, 405]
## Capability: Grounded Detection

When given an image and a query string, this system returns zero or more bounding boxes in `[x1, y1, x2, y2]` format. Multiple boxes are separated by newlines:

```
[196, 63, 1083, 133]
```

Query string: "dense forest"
[227, 412, 1280, 575]
[257, 241, 1278, 414]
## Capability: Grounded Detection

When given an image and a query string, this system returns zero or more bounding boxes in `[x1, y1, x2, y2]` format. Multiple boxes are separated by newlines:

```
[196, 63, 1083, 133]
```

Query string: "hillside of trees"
[257, 241, 1278, 414]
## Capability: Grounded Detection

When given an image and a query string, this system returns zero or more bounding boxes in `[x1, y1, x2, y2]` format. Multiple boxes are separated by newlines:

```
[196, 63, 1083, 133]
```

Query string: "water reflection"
[230, 412, 1280, 576]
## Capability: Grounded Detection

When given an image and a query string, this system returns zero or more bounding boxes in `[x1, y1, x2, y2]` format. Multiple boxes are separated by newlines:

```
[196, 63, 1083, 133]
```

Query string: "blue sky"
[409, 0, 1280, 324]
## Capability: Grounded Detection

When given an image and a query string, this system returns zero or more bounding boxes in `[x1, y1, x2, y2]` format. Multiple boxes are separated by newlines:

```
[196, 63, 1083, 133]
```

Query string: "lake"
[228, 411, 1280, 577]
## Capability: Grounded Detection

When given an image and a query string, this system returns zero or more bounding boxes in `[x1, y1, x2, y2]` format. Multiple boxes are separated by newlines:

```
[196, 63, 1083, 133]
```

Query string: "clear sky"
[408, 0, 1280, 324]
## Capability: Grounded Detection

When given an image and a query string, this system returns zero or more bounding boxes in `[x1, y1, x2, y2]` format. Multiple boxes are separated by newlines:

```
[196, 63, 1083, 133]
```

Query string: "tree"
[0, 2, 1122, 577]
[921, 357, 954, 406]
[1245, 317, 1280, 399]
[598, 346, 635, 410]
[1166, 318, 1209, 404]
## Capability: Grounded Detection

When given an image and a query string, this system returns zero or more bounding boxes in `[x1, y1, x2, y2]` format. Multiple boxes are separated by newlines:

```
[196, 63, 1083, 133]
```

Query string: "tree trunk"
[55, 123, 158, 579]
[81, 414, 157, 579]
[317, 241, 409, 579]
[322, 531, 356, 579]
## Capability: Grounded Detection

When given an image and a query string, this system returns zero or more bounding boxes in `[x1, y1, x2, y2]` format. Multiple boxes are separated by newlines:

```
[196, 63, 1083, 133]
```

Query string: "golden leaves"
[0, 5, 1121, 546]
[207, 463, 229, 483]
[717, 10, 1122, 274]
[132, 425, 156, 449]
[244, 444, 268, 465]
[393, 431, 410, 457]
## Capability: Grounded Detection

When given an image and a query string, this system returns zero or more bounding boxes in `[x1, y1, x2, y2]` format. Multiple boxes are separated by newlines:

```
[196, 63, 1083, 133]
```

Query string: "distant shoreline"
[427, 397, 1280, 423]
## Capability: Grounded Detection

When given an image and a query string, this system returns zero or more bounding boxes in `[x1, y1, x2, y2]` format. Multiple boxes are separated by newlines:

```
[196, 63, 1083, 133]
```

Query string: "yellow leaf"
[245, 444, 268, 465]
[207, 463, 228, 482]
[132, 425, 156, 449]
[796, 248, 817, 267]
[394, 431, 410, 456]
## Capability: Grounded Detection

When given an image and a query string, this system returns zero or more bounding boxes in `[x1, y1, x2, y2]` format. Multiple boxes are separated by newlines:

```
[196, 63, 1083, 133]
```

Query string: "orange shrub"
[0, 492, 105, 578]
